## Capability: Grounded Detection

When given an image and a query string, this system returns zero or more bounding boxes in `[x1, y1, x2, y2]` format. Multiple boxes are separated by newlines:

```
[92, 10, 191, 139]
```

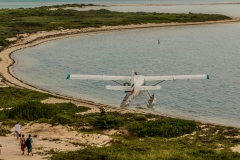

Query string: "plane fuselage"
[131, 75, 145, 99]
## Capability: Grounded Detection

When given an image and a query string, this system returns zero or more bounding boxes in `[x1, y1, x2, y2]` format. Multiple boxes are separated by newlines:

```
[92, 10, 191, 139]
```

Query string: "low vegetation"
[0, 87, 51, 108]
[7, 101, 56, 120]
[4, 102, 89, 126]
[5, 101, 89, 125]
[127, 118, 196, 137]
[87, 107, 124, 129]
[0, 37, 10, 46]
[0, 87, 240, 159]
[52, 148, 240, 160]
[0, 4, 231, 45]
[50, 120, 240, 160]
[0, 87, 90, 126]
[0, 125, 11, 136]
[51, 131, 240, 160]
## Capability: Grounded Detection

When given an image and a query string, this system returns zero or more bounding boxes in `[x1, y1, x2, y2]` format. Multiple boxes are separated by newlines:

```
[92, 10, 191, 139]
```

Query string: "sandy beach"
[1, 18, 240, 159]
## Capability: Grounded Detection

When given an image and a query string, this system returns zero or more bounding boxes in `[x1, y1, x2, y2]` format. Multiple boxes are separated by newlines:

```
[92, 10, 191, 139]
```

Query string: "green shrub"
[134, 115, 147, 121]
[127, 118, 197, 137]
[51, 147, 109, 160]
[52, 114, 72, 125]
[37, 118, 49, 123]
[0, 37, 10, 46]
[232, 138, 240, 143]
[88, 108, 124, 129]
[53, 103, 89, 114]
[188, 149, 240, 160]
[6, 101, 56, 121]
[0, 87, 52, 108]
[223, 129, 239, 136]
[5, 100, 89, 124]
[0, 125, 11, 136]
[0, 110, 7, 121]
[0, 87, 90, 125]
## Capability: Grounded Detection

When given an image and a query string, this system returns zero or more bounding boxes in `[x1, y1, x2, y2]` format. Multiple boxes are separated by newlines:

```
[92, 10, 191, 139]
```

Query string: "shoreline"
[1, 18, 240, 121]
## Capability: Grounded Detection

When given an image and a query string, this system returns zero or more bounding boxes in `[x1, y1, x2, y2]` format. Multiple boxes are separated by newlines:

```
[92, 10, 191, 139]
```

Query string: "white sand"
[0, 123, 112, 160]
[231, 145, 240, 153]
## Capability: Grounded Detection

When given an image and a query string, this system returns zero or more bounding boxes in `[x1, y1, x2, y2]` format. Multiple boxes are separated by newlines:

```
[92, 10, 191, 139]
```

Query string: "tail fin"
[131, 70, 135, 95]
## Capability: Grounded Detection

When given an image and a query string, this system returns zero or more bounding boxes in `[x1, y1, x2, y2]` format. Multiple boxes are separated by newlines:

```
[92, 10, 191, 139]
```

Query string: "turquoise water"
[1, 0, 240, 8]
[11, 23, 240, 127]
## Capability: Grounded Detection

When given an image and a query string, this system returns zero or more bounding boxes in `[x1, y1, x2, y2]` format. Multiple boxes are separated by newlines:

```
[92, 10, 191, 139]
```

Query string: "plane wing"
[67, 74, 131, 81]
[145, 74, 209, 81]
[106, 85, 161, 91]
[135, 85, 161, 90]
[106, 85, 131, 91]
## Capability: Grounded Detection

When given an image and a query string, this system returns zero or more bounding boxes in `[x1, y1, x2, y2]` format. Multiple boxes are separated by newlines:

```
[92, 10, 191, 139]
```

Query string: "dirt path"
[0, 136, 43, 160]
[0, 122, 113, 160]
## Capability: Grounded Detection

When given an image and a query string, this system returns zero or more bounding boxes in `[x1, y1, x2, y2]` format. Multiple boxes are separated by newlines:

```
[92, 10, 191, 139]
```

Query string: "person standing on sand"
[0, 141, 2, 155]
[14, 122, 21, 140]
[19, 134, 25, 155]
[25, 134, 33, 156]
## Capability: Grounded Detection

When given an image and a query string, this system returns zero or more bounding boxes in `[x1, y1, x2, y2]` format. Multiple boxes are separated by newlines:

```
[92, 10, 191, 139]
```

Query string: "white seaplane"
[66, 70, 209, 108]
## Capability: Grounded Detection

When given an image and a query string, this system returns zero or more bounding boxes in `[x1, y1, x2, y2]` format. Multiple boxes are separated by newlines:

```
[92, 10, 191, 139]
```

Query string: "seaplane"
[66, 70, 209, 108]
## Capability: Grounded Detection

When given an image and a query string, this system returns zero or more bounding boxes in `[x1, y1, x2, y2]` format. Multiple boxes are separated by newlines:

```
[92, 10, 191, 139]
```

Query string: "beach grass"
[0, 87, 240, 159]
[0, 5, 231, 40]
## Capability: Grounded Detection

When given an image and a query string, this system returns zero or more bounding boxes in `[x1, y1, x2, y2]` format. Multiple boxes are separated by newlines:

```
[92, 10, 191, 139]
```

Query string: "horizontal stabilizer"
[135, 85, 161, 91]
[106, 85, 131, 91]
[67, 74, 131, 81]
[145, 75, 209, 81]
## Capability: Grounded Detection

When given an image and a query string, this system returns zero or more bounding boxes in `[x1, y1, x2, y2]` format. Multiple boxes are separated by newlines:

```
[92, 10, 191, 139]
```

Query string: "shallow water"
[11, 23, 240, 127]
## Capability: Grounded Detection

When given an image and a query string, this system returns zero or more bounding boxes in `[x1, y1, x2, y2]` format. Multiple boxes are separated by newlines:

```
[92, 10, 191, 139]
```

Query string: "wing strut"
[112, 80, 123, 86]
[146, 91, 151, 97]
[152, 80, 165, 86]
